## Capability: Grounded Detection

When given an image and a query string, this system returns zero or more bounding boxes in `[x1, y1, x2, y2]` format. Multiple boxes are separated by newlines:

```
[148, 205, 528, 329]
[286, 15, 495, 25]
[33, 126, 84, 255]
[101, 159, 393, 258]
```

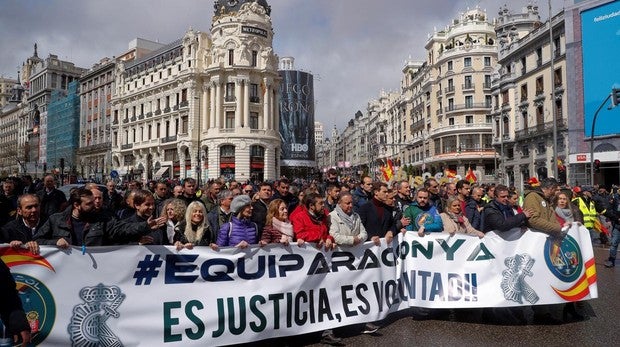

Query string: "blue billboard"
[581, 0, 620, 136]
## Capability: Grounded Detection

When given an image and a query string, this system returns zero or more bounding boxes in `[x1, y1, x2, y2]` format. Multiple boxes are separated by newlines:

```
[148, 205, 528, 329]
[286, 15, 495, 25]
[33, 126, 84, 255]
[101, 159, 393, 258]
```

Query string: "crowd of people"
[1, 169, 619, 345]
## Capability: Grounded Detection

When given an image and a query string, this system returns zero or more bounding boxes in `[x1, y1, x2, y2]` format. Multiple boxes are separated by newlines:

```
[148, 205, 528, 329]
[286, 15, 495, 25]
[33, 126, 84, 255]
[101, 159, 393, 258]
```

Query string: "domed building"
[110, 0, 281, 183]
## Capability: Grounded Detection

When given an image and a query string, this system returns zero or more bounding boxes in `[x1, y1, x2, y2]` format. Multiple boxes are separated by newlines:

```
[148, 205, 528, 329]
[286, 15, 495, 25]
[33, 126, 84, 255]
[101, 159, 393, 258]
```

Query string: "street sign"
[110, 170, 119, 178]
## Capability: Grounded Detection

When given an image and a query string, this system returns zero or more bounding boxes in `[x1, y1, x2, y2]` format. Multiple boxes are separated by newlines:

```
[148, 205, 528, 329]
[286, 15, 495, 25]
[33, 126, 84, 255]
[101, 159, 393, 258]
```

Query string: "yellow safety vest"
[572, 197, 597, 229]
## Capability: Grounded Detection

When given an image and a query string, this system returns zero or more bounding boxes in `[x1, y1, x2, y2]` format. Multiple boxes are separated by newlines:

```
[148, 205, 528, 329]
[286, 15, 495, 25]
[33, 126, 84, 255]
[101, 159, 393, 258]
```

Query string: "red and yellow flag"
[465, 167, 477, 183]
[381, 159, 394, 182]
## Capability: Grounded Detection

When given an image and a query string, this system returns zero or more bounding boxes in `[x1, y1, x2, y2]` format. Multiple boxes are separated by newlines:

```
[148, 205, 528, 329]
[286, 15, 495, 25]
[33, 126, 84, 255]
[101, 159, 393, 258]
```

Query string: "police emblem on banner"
[500, 254, 539, 304]
[68, 284, 126, 346]
[4, 274, 57, 345]
[544, 235, 597, 301]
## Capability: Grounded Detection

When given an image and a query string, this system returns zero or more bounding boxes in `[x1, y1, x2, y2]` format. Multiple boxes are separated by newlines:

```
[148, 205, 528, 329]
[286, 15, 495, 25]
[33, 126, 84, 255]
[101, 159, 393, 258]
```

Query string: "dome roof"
[213, 0, 271, 16]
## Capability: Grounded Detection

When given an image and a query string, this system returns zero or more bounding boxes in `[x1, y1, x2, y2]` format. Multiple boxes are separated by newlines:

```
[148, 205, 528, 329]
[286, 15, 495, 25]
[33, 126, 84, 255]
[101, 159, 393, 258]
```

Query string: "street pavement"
[243, 246, 619, 347]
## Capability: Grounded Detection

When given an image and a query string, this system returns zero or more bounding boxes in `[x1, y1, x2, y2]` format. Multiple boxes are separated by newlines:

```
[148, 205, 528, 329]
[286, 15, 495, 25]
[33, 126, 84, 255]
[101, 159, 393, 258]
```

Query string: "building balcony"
[130, 116, 136, 122]
[514, 119, 566, 140]
[430, 122, 493, 136]
[436, 90, 442, 98]
[121, 143, 133, 150]
[164, 107, 171, 113]
[224, 96, 236, 102]
[160, 135, 177, 144]
[462, 83, 475, 92]
[146, 112, 153, 118]
[122, 118, 128, 124]
[154, 109, 161, 115]
[482, 82, 491, 90]
[250, 96, 260, 103]
[444, 85, 455, 94]
[138, 114, 144, 120]
[444, 102, 492, 114]
[180, 100, 189, 108]
[173, 104, 179, 111]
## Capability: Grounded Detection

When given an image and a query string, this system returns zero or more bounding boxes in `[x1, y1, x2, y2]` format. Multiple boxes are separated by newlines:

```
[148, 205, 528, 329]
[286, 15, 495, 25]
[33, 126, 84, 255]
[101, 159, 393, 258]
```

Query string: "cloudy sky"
[0, 0, 566, 135]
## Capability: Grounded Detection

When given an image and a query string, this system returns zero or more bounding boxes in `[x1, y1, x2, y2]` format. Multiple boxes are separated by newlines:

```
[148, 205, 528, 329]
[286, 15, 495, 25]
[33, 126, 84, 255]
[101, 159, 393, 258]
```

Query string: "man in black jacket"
[358, 182, 395, 245]
[0, 194, 43, 254]
[37, 175, 67, 221]
[34, 188, 160, 248]
[482, 185, 532, 233]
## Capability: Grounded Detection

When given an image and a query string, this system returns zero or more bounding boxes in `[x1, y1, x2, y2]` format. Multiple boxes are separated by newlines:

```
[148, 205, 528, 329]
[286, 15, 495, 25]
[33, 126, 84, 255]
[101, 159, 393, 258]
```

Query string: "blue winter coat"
[216, 216, 258, 247]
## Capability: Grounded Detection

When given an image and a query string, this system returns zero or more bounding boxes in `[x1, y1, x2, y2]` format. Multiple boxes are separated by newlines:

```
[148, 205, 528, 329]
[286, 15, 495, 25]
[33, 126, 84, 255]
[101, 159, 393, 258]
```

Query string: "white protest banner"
[395, 223, 597, 308]
[0, 224, 596, 346]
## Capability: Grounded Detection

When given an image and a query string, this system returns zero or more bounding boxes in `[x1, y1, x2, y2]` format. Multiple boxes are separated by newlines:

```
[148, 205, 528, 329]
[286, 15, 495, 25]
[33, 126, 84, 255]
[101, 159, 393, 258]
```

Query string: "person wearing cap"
[216, 194, 258, 248]
[522, 177, 564, 238]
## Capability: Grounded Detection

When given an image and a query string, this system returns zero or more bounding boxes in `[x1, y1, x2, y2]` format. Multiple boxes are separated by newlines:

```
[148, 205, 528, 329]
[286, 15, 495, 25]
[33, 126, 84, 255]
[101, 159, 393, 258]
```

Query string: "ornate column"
[209, 83, 216, 128]
[215, 83, 221, 128]
[263, 83, 270, 129]
[243, 80, 250, 128]
[235, 80, 242, 128]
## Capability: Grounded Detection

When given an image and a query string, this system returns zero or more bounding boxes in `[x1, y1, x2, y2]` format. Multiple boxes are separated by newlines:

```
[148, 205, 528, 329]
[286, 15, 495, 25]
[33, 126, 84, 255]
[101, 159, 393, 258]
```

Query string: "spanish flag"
[445, 168, 457, 178]
[465, 166, 477, 183]
[382, 159, 394, 182]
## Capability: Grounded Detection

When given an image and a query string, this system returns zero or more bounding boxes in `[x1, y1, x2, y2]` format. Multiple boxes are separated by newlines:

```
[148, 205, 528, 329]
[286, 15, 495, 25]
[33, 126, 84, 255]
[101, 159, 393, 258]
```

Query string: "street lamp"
[589, 88, 619, 185]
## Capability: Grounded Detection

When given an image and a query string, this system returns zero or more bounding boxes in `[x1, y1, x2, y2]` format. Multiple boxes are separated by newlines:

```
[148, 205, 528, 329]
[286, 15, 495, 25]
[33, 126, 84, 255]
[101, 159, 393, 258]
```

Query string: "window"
[228, 49, 234, 66]
[484, 57, 491, 67]
[521, 56, 526, 74]
[484, 75, 491, 88]
[447, 61, 453, 71]
[156, 122, 161, 138]
[520, 84, 528, 101]
[251, 50, 258, 67]
[464, 75, 472, 89]
[225, 111, 235, 128]
[522, 112, 528, 129]
[522, 145, 529, 156]
[148, 125, 152, 140]
[181, 116, 188, 133]
[486, 114, 493, 124]
[554, 68, 562, 87]
[485, 95, 492, 108]
[225, 83, 235, 101]
[537, 142, 546, 154]
[465, 95, 473, 108]
[250, 112, 259, 129]
[536, 48, 543, 67]
[449, 118, 455, 126]
[250, 84, 259, 102]
[466, 115, 473, 124]
[536, 77, 544, 95]
[464, 57, 472, 67]
[448, 98, 454, 111]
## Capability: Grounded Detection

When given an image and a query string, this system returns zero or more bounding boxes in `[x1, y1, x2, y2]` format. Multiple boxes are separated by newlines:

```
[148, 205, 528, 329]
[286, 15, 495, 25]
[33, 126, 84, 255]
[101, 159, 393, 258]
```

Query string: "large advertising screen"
[581, 0, 620, 136]
[279, 70, 316, 167]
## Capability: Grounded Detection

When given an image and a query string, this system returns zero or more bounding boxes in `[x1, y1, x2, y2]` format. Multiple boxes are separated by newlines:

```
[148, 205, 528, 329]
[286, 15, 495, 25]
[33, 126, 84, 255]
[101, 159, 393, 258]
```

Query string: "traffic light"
[594, 159, 601, 173]
[613, 88, 620, 107]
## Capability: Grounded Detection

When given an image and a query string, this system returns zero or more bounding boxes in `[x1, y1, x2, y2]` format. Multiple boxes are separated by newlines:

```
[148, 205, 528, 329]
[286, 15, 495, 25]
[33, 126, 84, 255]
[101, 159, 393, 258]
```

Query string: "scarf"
[334, 205, 359, 230]
[184, 221, 206, 244]
[272, 218, 294, 239]
[555, 206, 574, 223]
[446, 210, 466, 228]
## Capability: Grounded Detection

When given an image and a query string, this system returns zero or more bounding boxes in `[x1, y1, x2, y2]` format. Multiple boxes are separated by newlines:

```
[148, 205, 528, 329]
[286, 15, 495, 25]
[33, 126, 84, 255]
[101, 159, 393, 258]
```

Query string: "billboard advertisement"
[581, 0, 620, 136]
[279, 70, 316, 167]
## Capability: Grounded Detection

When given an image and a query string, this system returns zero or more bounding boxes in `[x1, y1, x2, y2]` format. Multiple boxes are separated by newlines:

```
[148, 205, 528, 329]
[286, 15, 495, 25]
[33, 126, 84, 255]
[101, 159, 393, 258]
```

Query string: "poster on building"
[581, 0, 620, 136]
[279, 69, 316, 167]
